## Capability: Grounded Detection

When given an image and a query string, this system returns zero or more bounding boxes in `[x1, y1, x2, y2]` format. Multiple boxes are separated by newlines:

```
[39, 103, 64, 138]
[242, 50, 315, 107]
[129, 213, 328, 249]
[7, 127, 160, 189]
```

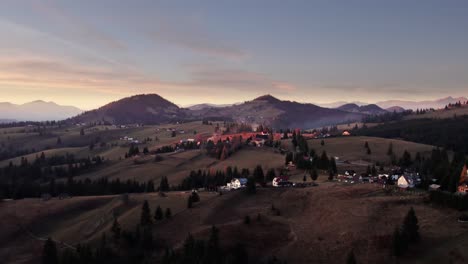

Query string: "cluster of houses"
[120, 136, 140, 144]
[337, 169, 422, 189]
[220, 174, 294, 191]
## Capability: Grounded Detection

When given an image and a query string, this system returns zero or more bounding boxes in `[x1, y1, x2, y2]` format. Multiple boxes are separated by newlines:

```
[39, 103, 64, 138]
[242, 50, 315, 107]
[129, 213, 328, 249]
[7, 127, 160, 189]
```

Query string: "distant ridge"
[0, 101, 82, 121]
[336, 103, 387, 115]
[70, 94, 187, 124]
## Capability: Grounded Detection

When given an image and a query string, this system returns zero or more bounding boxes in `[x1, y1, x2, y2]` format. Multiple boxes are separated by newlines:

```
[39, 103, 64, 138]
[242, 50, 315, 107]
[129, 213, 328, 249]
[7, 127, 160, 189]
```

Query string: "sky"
[0, 0, 467, 110]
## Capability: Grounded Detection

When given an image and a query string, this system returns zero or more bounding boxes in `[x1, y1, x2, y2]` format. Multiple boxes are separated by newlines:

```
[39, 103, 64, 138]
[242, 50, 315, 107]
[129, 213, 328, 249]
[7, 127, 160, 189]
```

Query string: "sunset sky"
[1, 0, 467, 109]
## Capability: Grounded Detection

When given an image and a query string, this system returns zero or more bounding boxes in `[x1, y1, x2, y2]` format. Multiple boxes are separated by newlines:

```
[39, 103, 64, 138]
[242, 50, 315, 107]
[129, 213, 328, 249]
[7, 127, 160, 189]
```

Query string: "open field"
[2, 183, 468, 264]
[306, 136, 435, 169]
[404, 105, 468, 120]
[0, 121, 215, 162]
[72, 147, 286, 186]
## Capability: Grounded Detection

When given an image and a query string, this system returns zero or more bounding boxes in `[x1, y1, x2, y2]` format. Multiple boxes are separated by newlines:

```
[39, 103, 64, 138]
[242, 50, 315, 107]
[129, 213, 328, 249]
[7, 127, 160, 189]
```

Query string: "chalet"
[272, 176, 292, 187]
[457, 165, 468, 194]
[342, 131, 351, 136]
[397, 173, 420, 189]
[345, 170, 356, 178]
[228, 178, 248, 189]
[397, 176, 412, 188]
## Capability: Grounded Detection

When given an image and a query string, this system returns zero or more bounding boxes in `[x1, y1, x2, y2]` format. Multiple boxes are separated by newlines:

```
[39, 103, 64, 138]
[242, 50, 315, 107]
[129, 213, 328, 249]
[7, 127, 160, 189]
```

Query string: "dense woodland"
[357, 116, 468, 154]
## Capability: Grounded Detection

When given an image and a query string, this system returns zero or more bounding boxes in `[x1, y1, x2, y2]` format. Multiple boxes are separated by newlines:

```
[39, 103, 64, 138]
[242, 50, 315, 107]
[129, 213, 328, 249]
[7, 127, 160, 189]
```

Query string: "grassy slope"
[307, 136, 434, 167]
[2, 184, 468, 264]
[404, 105, 468, 120]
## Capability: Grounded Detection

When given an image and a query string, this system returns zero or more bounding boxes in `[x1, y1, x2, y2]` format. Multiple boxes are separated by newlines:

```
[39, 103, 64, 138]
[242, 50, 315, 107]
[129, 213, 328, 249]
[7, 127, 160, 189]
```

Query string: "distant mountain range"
[336, 103, 388, 115]
[320, 96, 467, 111]
[0, 100, 82, 121]
[375, 96, 467, 110]
[186, 103, 235, 111]
[5, 94, 465, 127]
[69, 94, 364, 128]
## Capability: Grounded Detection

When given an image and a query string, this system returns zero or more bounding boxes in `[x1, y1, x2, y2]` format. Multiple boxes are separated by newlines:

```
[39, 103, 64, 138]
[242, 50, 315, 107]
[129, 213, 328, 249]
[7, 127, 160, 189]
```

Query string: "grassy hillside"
[307, 136, 434, 166]
[2, 183, 468, 264]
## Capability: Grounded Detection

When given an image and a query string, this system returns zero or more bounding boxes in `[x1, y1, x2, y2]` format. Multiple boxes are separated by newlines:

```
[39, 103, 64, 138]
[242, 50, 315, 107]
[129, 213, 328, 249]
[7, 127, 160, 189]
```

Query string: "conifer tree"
[387, 142, 394, 156]
[154, 205, 164, 221]
[140, 200, 152, 226]
[111, 217, 121, 241]
[159, 176, 170, 192]
[346, 249, 357, 264]
[42, 238, 58, 264]
[165, 208, 172, 219]
[187, 195, 193, 208]
[246, 177, 256, 194]
[401, 207, 420, 243]
[310, 168, 318, 182]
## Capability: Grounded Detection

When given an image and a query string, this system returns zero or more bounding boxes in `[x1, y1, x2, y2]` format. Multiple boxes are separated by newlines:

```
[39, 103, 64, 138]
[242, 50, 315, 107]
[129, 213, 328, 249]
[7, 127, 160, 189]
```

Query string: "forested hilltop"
[356, 115, 468, 154]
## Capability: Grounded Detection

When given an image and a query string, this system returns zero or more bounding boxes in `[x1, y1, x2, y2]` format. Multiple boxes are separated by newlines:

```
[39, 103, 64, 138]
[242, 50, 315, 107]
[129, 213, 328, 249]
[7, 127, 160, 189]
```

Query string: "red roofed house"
[458, 165, 468, 194]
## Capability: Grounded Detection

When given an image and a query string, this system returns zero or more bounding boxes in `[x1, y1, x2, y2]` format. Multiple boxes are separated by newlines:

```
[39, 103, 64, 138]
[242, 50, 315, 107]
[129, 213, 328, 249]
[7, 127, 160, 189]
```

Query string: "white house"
[272, 176, 291, 187]
[230, 178, 248, 189]
[397, 175, 415, 189]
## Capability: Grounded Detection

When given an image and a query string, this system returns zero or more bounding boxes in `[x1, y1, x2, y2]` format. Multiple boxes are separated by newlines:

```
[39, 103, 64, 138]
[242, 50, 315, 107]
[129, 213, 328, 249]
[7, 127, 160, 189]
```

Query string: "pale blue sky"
[0, 0, 467, 109]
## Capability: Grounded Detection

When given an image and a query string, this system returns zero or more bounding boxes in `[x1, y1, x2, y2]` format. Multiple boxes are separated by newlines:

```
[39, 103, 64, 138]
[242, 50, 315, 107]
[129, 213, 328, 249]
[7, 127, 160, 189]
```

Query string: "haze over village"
[1, 1, 468, 264]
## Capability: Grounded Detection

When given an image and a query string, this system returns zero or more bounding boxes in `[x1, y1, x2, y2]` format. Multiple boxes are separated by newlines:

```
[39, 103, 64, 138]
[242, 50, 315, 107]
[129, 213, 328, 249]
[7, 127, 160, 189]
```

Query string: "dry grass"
[307, 136, 434, 167]
[3, 183, 468, 264]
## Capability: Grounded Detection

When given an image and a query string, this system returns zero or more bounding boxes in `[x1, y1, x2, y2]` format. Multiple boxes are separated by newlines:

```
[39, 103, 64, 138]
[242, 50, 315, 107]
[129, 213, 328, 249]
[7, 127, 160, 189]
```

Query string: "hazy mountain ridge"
[0, 100, 83, 121]
[190, 94, 364, 128]
[320, 96, 467, 110]
[336, 103, 387, 115]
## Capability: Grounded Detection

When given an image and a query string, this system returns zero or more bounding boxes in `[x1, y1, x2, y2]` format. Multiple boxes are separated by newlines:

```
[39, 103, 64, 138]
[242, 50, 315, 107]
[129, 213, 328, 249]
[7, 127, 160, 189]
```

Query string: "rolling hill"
[69, 94, 190, 125]
[67, 94, 365, 128]
[336, 103, 388, 115]
[191, 94, 365, 128]
[0, 101, 82, 121]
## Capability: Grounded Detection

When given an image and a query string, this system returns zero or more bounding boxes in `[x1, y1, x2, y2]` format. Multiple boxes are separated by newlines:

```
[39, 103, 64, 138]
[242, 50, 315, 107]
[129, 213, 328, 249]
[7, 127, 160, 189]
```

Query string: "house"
[230, 178, 248, 189]
[457, 165, 468, 194]
[272, 176, 292, 187]
[397, 173, 420, 189]
[345, 170, 356, 179]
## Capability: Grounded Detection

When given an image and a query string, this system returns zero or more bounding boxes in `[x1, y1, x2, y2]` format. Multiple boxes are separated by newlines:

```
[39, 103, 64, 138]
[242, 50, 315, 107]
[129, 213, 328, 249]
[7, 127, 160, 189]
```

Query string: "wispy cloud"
[31, 0, 126, 51]
[150, 17, 247, 60]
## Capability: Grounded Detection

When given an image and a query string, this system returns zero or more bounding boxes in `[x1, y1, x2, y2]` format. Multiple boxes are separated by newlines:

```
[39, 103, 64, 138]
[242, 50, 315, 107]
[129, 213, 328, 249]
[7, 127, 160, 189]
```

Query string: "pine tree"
[387, 142, 394, 156]
[154, 205, 163, 221]
[42, 238, 58, 264]
[206, 225, 221, 263]
[310, 168, 318, 181]
[253, 165, 265, 186]
[246, 177, 256, 194]
[329, 157, 337, 174]
[401, 207, 420, 243]
[346, 249, 357, 264]
[367, 147, 371, 155]
[391, 226, 408, 257]
[165, 208, 172, 219]
[160, 176, 170, 192]
[187, 195, 193, 208]
[140, 200, 152, 226]
[80, 128, 85, 136]
[111, 217, 121, 241]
